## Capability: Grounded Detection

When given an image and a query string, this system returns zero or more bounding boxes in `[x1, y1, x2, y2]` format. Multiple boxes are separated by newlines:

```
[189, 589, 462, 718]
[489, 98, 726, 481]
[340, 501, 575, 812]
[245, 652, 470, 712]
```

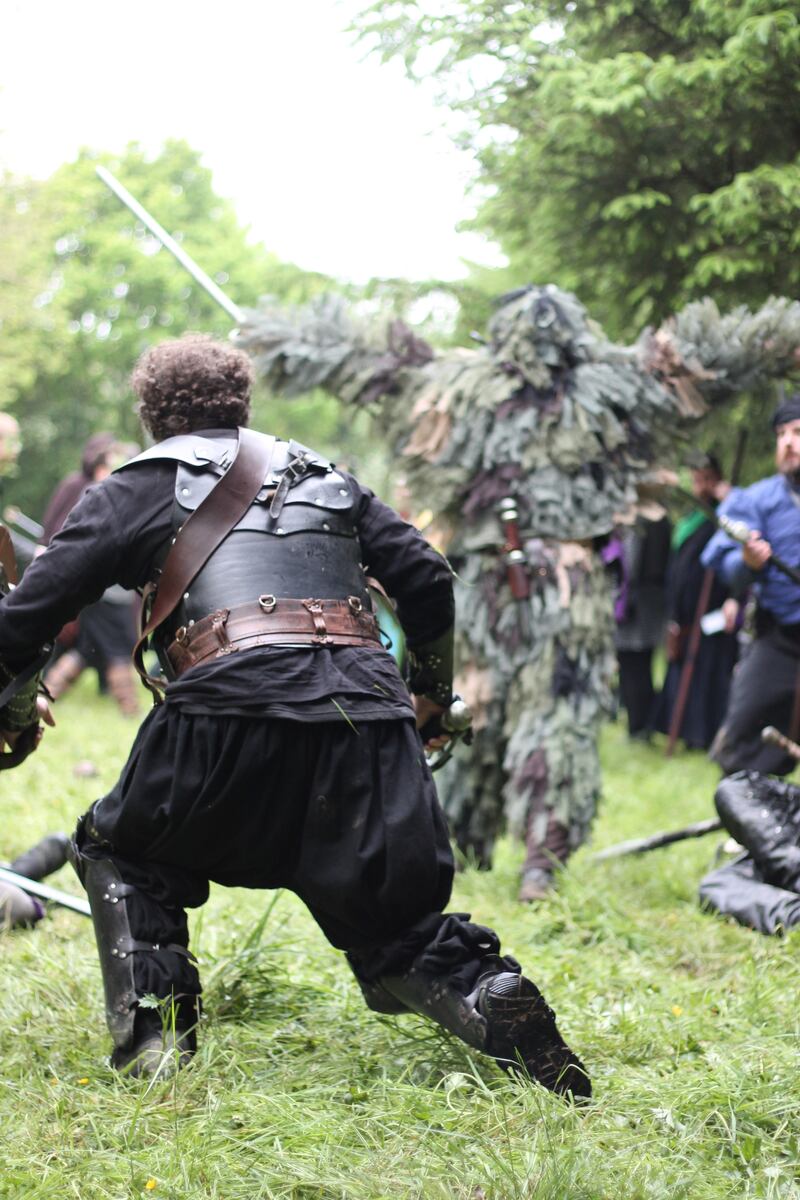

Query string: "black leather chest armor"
[121, 430, 372, 645]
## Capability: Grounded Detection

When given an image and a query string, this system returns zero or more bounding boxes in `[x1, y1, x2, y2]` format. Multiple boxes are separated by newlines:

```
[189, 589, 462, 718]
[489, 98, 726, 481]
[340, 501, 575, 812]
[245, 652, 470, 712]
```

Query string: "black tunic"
[0, 431, 488, 1010]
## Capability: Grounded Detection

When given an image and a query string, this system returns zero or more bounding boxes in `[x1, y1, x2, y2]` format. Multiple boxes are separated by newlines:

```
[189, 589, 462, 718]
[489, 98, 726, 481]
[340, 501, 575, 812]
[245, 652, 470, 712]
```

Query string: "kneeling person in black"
[0, 334, 589, 1098]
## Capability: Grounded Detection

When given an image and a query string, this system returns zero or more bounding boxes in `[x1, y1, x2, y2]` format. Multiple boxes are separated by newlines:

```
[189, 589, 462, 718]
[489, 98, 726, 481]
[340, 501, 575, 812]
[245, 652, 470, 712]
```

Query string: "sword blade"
[0, 865, 91, 916]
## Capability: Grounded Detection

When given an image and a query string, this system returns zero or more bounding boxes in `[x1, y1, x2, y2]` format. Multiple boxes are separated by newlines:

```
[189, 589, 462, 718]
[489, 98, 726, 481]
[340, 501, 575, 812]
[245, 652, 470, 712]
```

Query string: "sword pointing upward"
[96, 165, 246, 326]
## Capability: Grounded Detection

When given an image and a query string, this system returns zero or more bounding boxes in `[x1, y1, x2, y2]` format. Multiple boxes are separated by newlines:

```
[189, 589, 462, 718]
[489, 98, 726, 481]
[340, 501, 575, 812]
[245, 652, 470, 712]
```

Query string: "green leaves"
[356, 0, 800, 341]
[0, 142, 347, 517]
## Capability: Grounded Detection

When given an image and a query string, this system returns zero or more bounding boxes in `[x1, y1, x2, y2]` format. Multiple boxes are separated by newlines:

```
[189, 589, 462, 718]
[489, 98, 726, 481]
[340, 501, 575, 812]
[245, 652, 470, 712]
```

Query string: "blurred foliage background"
[1, 1, 799, 522]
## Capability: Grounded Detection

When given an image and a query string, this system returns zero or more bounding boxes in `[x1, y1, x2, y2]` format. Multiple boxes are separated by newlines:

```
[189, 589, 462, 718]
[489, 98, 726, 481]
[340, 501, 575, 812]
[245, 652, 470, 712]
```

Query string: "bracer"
[0, 657, 41, 731]
[407, 626, 454, 706]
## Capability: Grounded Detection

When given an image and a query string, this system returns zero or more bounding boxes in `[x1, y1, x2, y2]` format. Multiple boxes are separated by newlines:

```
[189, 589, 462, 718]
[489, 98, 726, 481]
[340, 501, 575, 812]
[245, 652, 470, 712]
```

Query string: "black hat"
[771, 394, 800, 431]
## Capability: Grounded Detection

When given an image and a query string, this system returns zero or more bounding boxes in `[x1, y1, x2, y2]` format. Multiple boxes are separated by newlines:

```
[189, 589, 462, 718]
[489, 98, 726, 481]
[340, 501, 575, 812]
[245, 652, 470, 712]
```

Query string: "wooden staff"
[665, 567, 715, 757]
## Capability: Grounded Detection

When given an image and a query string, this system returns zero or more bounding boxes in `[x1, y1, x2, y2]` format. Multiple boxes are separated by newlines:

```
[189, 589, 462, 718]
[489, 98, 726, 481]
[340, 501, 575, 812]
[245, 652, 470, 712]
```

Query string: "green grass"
[1, 677, 799, 1199]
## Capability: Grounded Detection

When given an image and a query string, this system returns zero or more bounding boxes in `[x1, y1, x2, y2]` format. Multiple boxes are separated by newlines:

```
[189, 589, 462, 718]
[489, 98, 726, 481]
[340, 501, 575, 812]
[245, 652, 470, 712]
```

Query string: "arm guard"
[407, 626, 454, 706]
[0, 658, 41, 731]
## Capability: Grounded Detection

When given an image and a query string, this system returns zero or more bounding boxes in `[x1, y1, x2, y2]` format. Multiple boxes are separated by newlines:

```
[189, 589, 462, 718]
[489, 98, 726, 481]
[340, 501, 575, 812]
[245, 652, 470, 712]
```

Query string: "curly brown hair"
[131, 334, 254, 441]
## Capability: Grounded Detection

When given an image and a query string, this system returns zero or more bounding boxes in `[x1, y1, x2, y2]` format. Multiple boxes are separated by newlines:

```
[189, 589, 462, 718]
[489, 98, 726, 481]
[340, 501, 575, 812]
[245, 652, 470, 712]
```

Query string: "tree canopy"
[0, 141, 355, 518]
[357, 1, 800, 340]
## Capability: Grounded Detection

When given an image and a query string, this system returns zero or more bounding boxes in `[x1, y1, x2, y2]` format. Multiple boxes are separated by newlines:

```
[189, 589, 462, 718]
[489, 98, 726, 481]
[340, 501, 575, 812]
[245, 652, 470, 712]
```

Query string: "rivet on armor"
[277, 528, 285, 535]
[183, 592, 190, 601]
[181, 487, 190, 497]
[323, 523, 330, 531]
[339, 488, 348, 496]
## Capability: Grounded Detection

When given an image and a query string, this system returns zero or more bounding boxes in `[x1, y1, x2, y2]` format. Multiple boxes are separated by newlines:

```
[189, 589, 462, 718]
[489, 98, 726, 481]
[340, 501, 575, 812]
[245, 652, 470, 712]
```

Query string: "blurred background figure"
[40, 434, 140, 716]
[0, 834, 70, 932]
[654, 453, 738, 750]
[0, 413, 41, 570]
[604, 509, 672, 740]
[0, 414, 21, 477]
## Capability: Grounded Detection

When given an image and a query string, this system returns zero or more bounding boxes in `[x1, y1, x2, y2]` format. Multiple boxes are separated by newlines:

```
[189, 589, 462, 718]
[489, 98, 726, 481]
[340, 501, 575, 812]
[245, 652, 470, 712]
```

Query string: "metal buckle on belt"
[302, 598, 329, 644]
[258, 594, 277, 613]
[211, 608, 236, 655]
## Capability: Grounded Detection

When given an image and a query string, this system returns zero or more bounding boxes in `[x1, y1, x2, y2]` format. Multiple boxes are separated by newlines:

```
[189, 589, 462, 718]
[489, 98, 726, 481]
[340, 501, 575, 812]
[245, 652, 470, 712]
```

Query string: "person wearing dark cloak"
[653, 454, 739, 749]
[40, 433, 141, 716]
[605, 510, 671, 740]
[0, 334, 590, 1096]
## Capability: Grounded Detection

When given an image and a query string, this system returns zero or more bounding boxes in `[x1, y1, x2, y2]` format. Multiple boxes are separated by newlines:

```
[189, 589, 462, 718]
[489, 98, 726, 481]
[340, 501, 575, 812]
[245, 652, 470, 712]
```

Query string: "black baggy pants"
[712, 621, 800, 776]
[78, 707, 501, 1013]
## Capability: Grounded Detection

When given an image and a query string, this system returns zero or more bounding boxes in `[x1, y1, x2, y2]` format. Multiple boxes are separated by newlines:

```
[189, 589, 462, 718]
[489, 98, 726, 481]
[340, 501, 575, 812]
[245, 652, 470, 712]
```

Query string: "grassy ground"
[1, 678, 799, 1199]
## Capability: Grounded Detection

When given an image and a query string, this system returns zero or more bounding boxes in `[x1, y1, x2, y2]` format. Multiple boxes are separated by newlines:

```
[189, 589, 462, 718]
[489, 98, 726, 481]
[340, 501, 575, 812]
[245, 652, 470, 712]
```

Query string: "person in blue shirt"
[701, 396, 800, 774]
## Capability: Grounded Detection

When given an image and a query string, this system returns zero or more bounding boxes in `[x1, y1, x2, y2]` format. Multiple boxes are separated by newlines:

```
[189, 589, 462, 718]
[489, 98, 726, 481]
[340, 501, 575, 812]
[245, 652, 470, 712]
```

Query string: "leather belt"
[166, 595, 382, 677]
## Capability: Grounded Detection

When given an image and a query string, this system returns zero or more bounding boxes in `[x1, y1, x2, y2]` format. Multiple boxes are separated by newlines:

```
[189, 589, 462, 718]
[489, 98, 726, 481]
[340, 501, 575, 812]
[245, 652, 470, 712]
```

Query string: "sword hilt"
[761, 725, 800, 761]
[427, 696, 473, 772]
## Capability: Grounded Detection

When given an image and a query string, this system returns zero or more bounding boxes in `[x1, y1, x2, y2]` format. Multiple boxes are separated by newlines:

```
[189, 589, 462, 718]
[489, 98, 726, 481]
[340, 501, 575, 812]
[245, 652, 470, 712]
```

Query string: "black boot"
[379, 958, 591, 1101]
[478, 971, 590, 1099]
[113, 1007, 196, 1079]
[716, 772, 800, 891]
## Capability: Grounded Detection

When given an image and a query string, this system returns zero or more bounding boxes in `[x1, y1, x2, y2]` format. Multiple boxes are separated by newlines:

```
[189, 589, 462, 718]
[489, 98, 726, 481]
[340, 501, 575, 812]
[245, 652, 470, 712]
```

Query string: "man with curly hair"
[0, 333, 589, 1098]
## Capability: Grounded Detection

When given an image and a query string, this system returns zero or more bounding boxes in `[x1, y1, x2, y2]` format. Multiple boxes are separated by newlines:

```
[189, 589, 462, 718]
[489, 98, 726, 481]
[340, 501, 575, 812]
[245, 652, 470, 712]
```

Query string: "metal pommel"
[427, 695, 474, 772]
[442, 697, 473, 736]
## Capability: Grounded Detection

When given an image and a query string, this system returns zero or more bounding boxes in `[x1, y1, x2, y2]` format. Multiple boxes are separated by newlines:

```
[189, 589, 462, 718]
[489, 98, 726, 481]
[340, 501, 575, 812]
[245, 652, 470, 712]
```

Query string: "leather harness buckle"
[302, 598, 329, 643]
[347, 595, 363, 615]
[175, 625, 189, 646]
[211, 608, 236, 655]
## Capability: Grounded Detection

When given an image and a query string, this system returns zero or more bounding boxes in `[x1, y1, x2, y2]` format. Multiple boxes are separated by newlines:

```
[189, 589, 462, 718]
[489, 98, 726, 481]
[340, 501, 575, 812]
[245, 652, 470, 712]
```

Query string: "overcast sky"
[1, 0, 503, 283]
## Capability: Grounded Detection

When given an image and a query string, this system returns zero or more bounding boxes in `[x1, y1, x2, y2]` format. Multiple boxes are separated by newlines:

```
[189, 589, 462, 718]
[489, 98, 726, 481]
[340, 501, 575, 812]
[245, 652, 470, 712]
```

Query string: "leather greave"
[80, 855, 141, 1053]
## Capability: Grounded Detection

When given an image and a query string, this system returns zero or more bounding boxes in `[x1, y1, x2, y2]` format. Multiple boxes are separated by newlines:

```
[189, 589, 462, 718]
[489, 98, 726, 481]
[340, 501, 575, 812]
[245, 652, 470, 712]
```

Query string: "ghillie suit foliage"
[239, 287, 800, 884]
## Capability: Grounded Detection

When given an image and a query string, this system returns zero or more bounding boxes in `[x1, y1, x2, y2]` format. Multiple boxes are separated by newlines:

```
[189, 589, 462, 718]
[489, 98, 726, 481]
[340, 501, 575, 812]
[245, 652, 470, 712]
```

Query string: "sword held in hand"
[427, 696, 474, 773]
[716, 513, 800, 587]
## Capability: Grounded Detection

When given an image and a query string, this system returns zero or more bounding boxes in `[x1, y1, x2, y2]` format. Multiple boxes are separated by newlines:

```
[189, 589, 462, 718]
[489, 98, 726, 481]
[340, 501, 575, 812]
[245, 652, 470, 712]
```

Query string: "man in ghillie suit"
[238, 285, 800, 900]
[0, 333, 590, 1096]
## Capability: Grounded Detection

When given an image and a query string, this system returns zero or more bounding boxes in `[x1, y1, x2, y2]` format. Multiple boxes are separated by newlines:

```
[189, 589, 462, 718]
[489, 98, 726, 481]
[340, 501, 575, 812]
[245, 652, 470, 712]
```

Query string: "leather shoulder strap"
[134, 427, 276, 697]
